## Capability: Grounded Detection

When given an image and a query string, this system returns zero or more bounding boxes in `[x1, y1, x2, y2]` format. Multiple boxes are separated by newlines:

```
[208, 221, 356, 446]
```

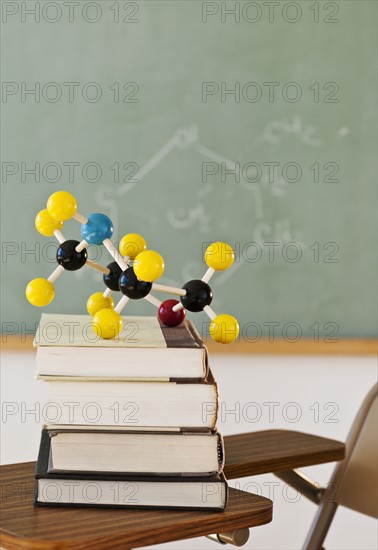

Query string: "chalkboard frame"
[1, 336, 376, 355]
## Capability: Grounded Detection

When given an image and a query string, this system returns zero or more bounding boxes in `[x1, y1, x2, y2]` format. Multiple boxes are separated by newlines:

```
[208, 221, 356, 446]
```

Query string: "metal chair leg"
[302, 502, 338, 550]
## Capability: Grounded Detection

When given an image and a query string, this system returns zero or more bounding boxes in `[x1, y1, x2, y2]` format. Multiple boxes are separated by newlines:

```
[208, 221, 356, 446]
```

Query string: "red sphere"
[158, 299, 186, 327]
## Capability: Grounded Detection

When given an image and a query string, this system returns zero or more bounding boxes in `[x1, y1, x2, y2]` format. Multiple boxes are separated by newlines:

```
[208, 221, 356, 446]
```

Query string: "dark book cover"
[159, 319, 206, 349]
[36, 429, 225, 478]
[35, 430, 228, 511]
[41, 429, 225, 477]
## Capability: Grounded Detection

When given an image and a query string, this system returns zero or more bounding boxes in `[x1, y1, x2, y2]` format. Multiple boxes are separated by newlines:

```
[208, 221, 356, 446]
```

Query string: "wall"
[1, 351, 377, 549]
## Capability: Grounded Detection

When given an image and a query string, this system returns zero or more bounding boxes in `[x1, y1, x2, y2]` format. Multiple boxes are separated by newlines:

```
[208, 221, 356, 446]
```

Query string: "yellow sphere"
[86, 292, 114, 316]
[209, 314, 239, 344]
[47, 191, 77, 221]
[26, 278, 55, 307]
[205, 242, 235, 271]
[119, 233, 147, 260]
[133, 250, 164, 282]
[35, 209, 64, 237]
[92, 308, 122, 339]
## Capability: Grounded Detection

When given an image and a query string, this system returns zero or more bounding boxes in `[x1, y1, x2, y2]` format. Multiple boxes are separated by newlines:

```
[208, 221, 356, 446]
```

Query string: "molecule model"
[26, 191, 239, 344]
[89, 240, 239, 344]
[26, 191, 165, 339]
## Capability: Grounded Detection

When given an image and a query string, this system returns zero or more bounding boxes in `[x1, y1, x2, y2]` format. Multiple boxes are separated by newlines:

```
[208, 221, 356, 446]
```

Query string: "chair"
[302, 383, 378, 549]
[222, 384, 377, 549]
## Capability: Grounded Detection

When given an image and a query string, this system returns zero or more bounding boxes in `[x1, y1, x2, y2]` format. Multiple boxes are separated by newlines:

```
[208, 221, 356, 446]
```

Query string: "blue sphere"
[81, 213, 114, 245]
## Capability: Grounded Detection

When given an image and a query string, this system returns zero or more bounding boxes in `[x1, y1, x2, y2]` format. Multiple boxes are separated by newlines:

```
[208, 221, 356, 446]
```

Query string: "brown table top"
[224, 429, 345, 478]
[0, 462, 272, 550]
[0, 429, 346, 549]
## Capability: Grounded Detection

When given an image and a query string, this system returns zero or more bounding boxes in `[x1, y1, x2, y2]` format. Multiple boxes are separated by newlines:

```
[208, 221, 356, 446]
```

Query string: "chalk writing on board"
[263, 115, 323, 146]
[195, 142, 264, 220]
[336, 126, 350, 138]
[166, 204, 211, 232]
[94, 126, 305, 288]
[95, 126, 267, 231]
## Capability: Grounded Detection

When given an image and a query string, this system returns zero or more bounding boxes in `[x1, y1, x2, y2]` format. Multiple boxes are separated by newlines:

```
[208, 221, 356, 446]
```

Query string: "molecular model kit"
[26, 191, 239, 343]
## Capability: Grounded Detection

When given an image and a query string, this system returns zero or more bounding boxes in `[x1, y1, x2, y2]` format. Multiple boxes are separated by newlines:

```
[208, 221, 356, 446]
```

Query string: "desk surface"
[224, 429, 345, 478]
[0, 462, 272, 550]
[0, 430, 346, 549]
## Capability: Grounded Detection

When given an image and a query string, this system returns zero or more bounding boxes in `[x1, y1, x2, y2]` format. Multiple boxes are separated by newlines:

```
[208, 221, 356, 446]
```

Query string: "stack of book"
[34, 314, 228, 510]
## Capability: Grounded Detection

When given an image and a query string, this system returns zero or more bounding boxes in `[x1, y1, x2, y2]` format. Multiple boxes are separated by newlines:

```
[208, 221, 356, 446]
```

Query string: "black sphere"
[180, 279, 213, 312]
[103, 262, 123, 291]
[56, 240, 87, 271]
[119, 267, 152, 299]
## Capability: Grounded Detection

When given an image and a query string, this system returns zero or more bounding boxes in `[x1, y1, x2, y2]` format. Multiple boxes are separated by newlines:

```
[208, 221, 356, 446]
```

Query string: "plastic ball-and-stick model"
[89, 240, 239, 343]
[140, 241, 237, 344]
[26, 191, 165, 337]
[26, 191, 239, 344]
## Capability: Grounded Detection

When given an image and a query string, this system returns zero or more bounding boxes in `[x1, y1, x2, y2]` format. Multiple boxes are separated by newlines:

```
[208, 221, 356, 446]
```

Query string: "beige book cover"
[34, 314, 167, 348]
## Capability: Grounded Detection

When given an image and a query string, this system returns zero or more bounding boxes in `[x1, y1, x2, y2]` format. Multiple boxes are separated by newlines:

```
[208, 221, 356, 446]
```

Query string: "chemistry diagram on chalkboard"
[95, 123, 308, 245]
[90, 124, 309, 296]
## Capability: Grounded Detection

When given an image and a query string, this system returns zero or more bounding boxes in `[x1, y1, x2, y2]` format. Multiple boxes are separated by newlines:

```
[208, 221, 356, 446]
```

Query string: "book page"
[34, 314, 167, 348]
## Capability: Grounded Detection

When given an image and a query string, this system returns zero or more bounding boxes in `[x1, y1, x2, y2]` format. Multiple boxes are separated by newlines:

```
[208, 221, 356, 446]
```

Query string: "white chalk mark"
[337, 126, 350, 138]
[212, 260, 244, 287]
[197, 182, 214, 198]
[195, 144, 237, 171]
[302, 125, 323, 147]
[182, 260, 200, 282]
[167, 204, 210, 230]
[116, 133, 180, 197]
[196, 144, 264, 220]
[252, 186, 264, 220]
[95, 186, 119, 231]
[175, 125, 198, 148]
[263, 115, 322, 147]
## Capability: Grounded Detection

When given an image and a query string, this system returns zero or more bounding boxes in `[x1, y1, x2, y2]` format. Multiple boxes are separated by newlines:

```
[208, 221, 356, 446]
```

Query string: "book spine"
[217, 433, 225, 471]
[35, 430, 50, 478]
[34, 499, 226, 511]
[211, 379, 219, 430]
[203, 348, 210, 379]
[185, 320, 205, 348]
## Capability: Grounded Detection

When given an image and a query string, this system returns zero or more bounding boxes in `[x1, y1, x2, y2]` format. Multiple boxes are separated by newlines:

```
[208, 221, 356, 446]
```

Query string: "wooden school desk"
[0, 430, 345, 550]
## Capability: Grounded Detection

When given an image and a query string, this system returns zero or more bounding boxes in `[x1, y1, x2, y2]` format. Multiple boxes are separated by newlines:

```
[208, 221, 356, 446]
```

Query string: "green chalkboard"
[1, 0, 377, 339]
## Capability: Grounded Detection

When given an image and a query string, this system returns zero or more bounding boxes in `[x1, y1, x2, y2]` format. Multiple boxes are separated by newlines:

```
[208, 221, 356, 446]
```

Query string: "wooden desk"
[0, 430, 345, 549]
[224, 429, 345, 478]
[0, 462, 272, 550]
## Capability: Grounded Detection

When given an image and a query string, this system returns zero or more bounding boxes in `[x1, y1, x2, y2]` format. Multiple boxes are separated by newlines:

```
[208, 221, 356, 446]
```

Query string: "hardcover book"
[35, 431, 228, 511]
[35, 314, 208, 380]
[43, 369, 218, 429]
[43, 428, 224, 476]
